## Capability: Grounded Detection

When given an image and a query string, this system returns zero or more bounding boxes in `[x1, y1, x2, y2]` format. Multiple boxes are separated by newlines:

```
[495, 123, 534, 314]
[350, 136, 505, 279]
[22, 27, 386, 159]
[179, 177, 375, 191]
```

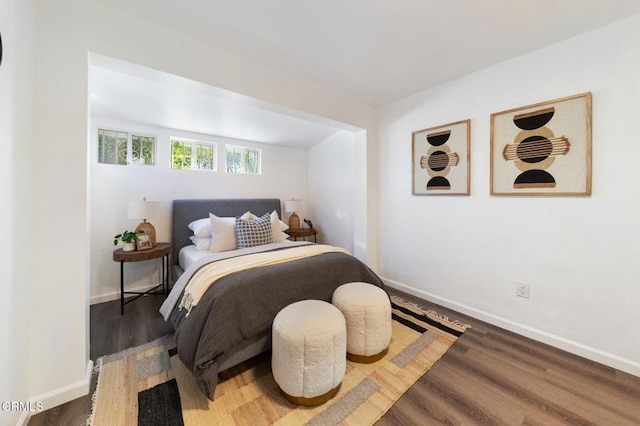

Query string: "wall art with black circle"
[490, 92, 592, 196]
[412, 119, 470, 195]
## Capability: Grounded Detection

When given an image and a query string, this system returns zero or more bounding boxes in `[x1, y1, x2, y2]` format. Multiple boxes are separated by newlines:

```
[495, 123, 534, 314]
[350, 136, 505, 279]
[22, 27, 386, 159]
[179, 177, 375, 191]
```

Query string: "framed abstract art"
[412, 119, 470, 195]
[490, 92, 592, 196]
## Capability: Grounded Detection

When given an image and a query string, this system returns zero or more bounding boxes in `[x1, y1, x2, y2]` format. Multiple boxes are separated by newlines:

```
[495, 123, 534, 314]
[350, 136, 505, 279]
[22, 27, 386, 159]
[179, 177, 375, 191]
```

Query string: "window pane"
[244, 149, 260, 174]
[98, 129, 127, 165]
[171, 140, 182, 169]
[171, 140, 192, 170]
[117, 138, 127, 165]
[132, 135, 155, 166]
[195, 144, 214, 170]
[226, 146, 242, 173]
[131, 137, 140, 164]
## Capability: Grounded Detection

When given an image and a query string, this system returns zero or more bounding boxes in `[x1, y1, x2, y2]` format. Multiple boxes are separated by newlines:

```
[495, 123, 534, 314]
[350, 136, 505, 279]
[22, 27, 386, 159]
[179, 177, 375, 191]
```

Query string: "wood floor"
[29, 289, 640, 425]
[379, 290, 640, 425]
[28, 295, 173, 426]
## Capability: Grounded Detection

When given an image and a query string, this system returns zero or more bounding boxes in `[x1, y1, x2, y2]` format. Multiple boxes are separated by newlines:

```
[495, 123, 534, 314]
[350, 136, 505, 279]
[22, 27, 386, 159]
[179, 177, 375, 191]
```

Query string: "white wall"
[307, 129, 376, 264]
[23, 0, 375, 412]
[308, 130, 356, 252]
[377, 14, 640, 375]
[0, 1, 35, 424]
[90, 116, 307, 303]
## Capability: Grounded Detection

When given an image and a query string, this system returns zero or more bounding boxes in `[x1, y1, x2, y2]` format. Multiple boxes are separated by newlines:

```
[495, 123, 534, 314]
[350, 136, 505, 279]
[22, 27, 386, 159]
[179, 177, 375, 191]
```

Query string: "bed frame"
[170, 198, 282, 373]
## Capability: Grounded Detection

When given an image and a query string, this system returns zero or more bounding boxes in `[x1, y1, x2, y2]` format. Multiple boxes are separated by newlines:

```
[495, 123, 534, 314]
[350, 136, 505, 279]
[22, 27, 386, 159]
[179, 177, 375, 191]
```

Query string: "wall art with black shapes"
[491, 92, 592, 196]
[412, 119, 470, 195]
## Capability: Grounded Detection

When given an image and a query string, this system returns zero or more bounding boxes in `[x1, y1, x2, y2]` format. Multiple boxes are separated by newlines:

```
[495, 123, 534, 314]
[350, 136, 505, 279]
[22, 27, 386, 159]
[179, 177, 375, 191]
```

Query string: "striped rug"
[88, 296, 469, 425]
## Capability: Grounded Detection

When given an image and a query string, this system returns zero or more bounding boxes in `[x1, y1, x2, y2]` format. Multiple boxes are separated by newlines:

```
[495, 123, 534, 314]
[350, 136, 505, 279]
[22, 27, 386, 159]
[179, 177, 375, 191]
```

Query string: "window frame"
[97, 128, 157, 166]
[225, 144, 262, 174]
[170, 137, 218, 172]
[130, 133, 157, 166]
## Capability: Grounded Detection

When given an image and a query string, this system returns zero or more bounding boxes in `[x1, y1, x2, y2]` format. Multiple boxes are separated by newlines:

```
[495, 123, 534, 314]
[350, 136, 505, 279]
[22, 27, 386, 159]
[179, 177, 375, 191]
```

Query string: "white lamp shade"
[128, 200, 160, 220]
[285, 199, 302, 213]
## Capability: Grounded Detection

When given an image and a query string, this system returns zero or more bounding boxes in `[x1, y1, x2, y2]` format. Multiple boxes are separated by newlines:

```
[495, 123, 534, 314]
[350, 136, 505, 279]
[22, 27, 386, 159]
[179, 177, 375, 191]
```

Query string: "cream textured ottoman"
[332, 282, 392, 363]
[272, 300, 346, 406]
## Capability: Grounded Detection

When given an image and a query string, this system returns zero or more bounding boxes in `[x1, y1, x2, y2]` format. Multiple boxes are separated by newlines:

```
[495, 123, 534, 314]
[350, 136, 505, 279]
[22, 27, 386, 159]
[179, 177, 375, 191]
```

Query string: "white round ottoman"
[332, 282, 391, 363]
[272, 300, 346, 406]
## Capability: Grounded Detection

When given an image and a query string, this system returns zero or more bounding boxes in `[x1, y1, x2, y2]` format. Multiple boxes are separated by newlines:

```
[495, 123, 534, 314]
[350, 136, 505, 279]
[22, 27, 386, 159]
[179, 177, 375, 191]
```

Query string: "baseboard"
[17, 360, 93, 426]
[90, 282, 163, 305]
[383, 277, 640, 378]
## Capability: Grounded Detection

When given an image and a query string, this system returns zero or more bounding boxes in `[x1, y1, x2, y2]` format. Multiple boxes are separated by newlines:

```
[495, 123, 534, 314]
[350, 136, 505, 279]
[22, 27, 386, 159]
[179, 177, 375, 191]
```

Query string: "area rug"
[88, 296, 469, 425]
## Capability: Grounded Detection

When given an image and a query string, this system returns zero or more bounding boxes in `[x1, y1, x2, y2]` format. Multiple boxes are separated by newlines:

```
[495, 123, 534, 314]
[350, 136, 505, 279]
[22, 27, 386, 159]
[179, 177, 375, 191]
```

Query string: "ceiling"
[90, 65, 343, 149]
[92, 0, 640, 147]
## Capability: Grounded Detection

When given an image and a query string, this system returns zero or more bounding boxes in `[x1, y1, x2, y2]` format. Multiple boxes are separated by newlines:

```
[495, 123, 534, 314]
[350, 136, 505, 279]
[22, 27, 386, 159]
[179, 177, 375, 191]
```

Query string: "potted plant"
[114, 230, 144, 252]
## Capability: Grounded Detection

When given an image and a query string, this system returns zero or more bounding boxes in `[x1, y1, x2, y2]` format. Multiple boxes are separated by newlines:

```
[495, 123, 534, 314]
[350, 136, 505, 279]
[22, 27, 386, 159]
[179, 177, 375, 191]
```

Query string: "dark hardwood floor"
[29, 289, 640, 425]
[28, 295, 173, 426]
[379, 290, 640, 426]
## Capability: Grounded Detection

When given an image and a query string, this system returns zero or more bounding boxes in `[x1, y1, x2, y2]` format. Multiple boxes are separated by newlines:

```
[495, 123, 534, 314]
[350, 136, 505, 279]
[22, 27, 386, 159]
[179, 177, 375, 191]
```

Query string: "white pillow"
[189, 235, 212, 251]
[188, 217, 211, 237]
[209, 213, 237, 252]
[277, 215, 289, 231]
[270, 210, 289, 243]
[242, 210, 289, 243]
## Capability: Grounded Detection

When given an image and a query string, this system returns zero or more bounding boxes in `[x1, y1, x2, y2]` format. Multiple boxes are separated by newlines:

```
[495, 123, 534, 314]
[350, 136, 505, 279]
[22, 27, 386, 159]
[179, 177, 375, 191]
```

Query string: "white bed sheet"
[179, 245, 214, 271]
[179, 241, 301, 271]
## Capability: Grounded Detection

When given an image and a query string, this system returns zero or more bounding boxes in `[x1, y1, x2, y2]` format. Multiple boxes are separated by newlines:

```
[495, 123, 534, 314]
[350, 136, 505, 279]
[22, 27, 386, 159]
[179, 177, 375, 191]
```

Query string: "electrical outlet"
[516, 282, 530, 298]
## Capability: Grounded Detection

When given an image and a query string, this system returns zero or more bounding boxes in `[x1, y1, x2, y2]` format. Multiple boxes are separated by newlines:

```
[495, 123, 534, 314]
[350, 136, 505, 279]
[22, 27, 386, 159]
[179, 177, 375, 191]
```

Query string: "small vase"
[123, 242, 136, 252]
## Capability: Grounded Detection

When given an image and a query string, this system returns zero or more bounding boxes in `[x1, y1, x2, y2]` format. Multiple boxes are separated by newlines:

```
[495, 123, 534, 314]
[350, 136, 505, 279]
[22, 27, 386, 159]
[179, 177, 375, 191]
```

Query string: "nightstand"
[285, 228, 317, 242]
[113, 242, 171, 315]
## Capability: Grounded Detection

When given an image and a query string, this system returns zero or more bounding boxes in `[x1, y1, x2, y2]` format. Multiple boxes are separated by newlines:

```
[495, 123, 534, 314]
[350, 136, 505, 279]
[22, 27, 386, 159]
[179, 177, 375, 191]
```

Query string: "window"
[131, 135, 155, 165]
[226, 145, 261, 174]
[98, 129, 155, 166]
[171, 138, 217, 171]
[98, 129, 127, 165]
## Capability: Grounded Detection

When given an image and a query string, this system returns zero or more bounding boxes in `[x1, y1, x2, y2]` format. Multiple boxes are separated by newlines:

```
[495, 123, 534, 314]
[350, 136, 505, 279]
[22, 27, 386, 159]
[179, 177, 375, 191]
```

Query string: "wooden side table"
[113, 242, 171, 315]
[285, 228, 317, 242]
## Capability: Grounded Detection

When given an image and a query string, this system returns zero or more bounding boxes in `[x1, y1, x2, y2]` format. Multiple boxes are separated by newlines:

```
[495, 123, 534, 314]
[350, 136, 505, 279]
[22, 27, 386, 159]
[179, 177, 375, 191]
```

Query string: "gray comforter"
[164, 244, 385, 399]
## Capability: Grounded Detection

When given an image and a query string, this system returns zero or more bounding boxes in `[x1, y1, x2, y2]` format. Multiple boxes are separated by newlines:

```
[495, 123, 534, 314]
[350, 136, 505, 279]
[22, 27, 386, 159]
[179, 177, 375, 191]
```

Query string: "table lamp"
[128, 198, 160, 247]
[285, 198, 302, 230]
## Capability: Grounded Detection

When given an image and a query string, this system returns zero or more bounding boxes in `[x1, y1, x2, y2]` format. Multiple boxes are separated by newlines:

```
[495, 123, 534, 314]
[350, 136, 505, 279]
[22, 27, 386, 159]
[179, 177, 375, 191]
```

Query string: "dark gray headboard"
[171, 198, 282, 265]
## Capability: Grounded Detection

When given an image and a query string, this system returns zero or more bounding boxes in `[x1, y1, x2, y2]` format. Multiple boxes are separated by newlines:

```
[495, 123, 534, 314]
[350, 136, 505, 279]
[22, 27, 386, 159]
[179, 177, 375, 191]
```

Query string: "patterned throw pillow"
[235, 213, 274, 249]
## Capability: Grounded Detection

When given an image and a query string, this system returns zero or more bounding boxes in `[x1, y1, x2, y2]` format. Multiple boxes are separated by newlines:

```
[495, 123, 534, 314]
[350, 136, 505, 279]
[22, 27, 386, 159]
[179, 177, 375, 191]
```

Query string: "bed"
[160, 198, 385, 400]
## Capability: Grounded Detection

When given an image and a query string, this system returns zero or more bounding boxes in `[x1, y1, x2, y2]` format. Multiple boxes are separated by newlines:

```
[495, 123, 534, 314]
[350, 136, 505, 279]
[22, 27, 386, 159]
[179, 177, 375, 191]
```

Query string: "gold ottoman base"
[347, 346, 388, 364]
[279, 383, 342, 406]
